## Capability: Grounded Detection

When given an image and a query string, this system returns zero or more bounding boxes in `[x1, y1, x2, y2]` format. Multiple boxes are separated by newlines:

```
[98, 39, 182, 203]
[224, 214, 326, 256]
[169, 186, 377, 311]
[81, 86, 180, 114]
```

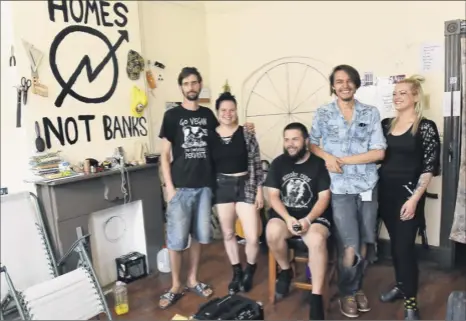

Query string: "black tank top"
[379, 125, 423, 180]
[210, 126, 248, 174]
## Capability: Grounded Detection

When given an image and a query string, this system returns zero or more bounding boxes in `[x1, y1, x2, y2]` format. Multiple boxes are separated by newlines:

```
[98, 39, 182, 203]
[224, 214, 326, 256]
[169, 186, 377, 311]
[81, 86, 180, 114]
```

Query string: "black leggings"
[378, 176, 425, 298]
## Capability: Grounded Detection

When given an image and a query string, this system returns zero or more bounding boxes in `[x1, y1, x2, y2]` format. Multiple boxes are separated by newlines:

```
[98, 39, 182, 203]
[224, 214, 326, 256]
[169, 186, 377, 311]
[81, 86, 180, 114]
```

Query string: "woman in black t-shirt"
[209, 92, 264, 295]
[378, 75, 440, 320]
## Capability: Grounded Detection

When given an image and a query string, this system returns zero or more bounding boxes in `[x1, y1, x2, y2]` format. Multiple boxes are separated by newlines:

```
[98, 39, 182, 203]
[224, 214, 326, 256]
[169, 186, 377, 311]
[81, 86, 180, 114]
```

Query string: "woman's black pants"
[378, 176, 425, 298]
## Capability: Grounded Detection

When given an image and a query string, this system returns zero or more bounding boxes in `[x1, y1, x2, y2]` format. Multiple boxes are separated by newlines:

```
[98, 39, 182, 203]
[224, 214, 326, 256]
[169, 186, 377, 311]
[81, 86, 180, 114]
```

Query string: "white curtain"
[449, 36, 466, 244]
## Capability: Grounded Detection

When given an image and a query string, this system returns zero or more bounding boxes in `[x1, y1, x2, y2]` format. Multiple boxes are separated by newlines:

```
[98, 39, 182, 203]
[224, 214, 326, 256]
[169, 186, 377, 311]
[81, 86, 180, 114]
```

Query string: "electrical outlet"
[0, 187, 8, 195]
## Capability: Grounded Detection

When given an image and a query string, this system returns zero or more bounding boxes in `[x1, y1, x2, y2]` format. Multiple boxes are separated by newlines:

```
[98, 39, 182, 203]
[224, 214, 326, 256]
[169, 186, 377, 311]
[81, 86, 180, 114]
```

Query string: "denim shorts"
[214, 174, 254, 205]
[165, 187, 213, 251]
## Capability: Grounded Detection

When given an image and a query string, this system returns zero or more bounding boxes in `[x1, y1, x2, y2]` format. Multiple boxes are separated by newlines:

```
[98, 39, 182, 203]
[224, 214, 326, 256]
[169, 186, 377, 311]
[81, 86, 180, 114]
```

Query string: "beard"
[184, 91, 200, 101]
[284, 145, 307, 163]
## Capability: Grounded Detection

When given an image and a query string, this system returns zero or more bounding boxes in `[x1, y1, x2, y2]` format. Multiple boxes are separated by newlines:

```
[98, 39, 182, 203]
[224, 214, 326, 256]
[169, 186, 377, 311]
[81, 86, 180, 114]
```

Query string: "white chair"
[0, 192, 112, 320]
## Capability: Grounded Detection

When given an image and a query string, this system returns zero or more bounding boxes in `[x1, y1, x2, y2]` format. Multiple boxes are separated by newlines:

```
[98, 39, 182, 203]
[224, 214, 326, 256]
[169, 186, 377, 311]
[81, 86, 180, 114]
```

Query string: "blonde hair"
[389, 74, 426, 135]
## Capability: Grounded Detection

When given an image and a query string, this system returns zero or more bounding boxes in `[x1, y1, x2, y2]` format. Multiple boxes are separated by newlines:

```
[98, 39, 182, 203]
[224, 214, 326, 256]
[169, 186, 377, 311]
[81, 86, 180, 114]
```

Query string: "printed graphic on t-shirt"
[179, 117, 209, 159]
[280, 171, 313, 208]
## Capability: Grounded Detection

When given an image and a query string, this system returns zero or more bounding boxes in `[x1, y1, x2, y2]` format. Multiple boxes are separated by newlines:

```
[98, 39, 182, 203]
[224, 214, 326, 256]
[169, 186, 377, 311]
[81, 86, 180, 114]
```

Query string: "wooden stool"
[268, 236, 337, 311]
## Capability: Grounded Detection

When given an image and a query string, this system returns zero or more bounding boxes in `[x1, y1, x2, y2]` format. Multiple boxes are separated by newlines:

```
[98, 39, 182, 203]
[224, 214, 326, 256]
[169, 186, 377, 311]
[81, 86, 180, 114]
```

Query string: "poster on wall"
[41, 0, 148, 149]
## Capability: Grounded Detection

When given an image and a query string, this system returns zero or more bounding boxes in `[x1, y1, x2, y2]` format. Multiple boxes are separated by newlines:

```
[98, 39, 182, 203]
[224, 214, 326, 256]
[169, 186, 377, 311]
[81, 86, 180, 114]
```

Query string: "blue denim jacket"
[310, 100, 387, 195]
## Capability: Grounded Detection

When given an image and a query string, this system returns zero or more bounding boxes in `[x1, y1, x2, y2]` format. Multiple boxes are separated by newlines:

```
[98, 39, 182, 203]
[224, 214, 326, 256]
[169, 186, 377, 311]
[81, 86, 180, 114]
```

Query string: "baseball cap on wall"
[131, 86, 148, 118]
[126, 50, 145, 80]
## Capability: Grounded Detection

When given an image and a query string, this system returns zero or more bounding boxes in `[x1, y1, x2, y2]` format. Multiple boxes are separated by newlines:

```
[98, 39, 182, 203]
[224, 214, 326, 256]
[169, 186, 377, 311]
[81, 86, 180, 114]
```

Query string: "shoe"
[355, 290, 371, 312]
[240, 263, 256, 292]
[339, 296, 359, 318]
[274, 268, 292, 300]
[380, 285, 405, 303]
[404, 308, 420, 320]
[228, 266, 243, 295]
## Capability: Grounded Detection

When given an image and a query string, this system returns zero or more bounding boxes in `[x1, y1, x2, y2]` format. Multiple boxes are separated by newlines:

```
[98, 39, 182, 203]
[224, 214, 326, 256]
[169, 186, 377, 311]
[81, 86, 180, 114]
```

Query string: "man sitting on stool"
[265, 122, 332, 320]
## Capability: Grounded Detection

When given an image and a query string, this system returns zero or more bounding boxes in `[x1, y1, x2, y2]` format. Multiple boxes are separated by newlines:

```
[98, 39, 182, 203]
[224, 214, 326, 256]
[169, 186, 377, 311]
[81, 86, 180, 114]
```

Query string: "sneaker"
[355, 290, 371, 312]
[339, 296, 359, 318]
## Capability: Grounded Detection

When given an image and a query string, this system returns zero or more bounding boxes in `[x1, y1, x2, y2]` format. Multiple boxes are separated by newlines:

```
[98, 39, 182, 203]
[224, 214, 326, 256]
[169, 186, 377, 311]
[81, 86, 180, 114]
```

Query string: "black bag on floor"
[445, 291, 466, 321]
[191, 294, 264, 320]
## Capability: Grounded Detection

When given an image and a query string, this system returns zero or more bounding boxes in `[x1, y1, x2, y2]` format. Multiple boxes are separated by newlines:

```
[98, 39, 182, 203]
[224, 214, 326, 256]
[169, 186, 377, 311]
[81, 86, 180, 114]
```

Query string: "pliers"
[9, 46, 16, 67]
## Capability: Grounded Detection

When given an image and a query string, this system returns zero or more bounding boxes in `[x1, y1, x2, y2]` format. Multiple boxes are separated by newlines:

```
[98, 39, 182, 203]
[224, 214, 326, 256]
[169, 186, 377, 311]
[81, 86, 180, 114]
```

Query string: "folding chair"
[0, 192, 112, 320]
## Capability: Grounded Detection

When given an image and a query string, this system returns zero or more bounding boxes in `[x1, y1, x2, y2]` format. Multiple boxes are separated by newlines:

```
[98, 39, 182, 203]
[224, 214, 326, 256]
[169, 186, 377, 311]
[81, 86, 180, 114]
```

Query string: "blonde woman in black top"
[378, 75, 440, 320]
[209, 92, 264, 295]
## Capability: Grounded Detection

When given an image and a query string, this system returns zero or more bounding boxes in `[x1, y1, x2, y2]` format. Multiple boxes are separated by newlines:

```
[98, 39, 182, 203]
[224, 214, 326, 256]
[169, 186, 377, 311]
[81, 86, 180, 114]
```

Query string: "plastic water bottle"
[157, 246, 171, 273]
[113, 281, 129, 315]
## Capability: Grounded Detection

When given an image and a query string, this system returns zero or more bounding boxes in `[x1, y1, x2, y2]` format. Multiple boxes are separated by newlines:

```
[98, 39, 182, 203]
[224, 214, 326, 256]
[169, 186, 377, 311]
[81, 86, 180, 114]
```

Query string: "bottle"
[113, 281, 129, 315]
[157, 246, 171, 273]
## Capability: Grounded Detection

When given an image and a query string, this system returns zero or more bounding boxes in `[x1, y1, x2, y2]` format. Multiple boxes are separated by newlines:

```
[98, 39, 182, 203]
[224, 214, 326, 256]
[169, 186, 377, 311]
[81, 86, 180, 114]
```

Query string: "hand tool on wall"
[22, 39, 48, 97]
[9, 46, 16, 67]
[15, 86, 22, 128]
[21, 77, 32, 105]
[34, 121, 46, 152]
[31, 69, 48, 97]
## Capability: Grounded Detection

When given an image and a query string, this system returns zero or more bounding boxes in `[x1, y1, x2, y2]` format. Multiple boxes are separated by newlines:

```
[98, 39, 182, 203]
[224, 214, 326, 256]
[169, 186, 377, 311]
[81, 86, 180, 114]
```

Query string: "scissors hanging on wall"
[21, 77, 31, 105]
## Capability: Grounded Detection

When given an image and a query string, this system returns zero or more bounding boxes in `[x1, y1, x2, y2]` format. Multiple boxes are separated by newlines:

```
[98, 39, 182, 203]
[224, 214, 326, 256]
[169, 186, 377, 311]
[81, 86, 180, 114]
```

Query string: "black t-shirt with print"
[159, 105, 219, 188]
[264, 153, 330, 219]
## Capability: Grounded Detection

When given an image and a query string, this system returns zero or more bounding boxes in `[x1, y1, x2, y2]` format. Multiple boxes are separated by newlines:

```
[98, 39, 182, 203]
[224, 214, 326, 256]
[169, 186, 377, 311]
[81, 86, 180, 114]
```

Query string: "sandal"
[186, 282, 213, 298]
[159, 290, 184, 309]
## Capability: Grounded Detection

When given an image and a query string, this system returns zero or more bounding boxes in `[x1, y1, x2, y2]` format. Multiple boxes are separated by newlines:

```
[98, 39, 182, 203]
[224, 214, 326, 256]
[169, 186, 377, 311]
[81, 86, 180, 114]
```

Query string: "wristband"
[305, 216, 312, 226]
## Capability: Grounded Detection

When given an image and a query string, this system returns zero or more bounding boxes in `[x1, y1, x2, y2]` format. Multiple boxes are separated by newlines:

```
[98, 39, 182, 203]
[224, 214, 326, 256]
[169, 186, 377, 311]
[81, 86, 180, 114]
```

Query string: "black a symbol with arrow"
[49, 25, 129, 107]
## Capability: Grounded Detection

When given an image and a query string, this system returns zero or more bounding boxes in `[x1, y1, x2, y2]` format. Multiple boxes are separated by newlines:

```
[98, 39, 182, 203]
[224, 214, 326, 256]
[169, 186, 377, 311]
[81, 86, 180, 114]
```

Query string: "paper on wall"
[443, 91, 461, 117]
[420, 42, 443, 72]
[378, 84, 396, 116]
[355, 77, 396, 120]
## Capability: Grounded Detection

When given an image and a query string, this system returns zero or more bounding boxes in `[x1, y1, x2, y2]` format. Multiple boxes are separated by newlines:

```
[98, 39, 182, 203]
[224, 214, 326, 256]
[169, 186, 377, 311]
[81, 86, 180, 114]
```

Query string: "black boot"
[380, 284, 405, 303]
[404, 297, 420, 320]
[275, 268, 293, 300]
[240, 263, 256, 292]
[228, 264, 243, 295]
[309, 294, 325, 320]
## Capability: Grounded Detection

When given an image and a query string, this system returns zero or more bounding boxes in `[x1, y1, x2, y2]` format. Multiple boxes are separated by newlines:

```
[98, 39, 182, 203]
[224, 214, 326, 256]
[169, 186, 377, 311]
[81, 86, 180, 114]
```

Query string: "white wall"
[1, 1, 31, 193]
[204, 1, 464, 246]
[1, 0, 150, 192]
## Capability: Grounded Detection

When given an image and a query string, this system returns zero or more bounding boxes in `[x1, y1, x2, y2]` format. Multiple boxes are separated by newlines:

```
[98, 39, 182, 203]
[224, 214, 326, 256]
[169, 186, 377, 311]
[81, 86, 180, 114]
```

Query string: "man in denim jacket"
[309, 65, 387, 318]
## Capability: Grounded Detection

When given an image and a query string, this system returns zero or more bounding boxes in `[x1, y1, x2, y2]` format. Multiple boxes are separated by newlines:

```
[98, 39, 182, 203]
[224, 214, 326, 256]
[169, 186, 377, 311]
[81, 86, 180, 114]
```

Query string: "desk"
[35, 164, 164, 274]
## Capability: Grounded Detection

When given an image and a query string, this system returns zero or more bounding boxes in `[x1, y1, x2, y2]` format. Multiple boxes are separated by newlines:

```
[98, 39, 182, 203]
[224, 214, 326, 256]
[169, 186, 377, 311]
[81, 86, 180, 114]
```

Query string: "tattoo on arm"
[412, 173, 433, 201]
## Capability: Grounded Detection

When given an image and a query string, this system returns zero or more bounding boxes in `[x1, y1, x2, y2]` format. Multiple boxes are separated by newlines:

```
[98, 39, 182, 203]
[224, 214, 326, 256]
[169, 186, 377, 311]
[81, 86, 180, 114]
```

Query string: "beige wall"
[204, 1, 464, 245]
[0, 0, 210, 192]
[139, 1, 210, 153]
[1, 0, 148, 191]
[1, 1, 461, 246]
